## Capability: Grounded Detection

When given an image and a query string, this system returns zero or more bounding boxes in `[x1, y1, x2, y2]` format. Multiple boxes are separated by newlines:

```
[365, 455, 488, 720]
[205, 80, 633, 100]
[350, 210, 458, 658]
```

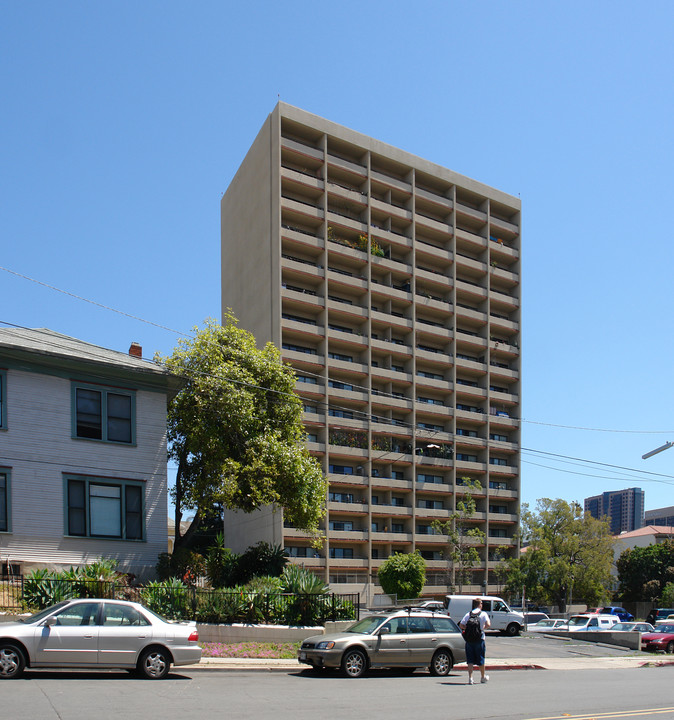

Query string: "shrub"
[156, 549, 206, 584]
[206, 535, 241, 588]
[141, 578, 191, 620]
[378, 552, 426, 600]
[23, 569, 76, 609]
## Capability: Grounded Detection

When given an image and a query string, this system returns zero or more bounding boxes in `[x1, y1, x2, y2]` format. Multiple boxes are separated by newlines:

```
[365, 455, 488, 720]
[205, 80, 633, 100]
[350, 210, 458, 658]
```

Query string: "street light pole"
[642, 442, 674, 460]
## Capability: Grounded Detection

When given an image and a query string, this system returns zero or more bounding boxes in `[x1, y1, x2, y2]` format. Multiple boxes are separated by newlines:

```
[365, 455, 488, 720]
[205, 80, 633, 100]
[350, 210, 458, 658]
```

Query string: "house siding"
[0, 367, 168, 577]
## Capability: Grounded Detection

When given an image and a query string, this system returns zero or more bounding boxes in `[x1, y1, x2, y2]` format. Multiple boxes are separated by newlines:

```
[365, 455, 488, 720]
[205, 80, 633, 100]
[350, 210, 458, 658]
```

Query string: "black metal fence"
[0, 575, 359, 626]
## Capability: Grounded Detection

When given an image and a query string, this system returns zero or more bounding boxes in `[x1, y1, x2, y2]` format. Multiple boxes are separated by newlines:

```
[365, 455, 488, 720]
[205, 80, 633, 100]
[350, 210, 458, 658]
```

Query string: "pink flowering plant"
[200, 642, 299, 659]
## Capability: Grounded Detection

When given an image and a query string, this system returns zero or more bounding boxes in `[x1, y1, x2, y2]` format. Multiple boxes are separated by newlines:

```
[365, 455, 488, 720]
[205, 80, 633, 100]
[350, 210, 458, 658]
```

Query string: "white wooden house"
[0, 327, 176, 578]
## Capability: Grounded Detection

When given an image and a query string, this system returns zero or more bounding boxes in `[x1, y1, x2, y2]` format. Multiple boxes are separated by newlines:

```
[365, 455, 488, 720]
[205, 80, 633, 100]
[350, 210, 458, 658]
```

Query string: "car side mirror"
[379, 626, 391, 635]
[45, 616, 57, 627]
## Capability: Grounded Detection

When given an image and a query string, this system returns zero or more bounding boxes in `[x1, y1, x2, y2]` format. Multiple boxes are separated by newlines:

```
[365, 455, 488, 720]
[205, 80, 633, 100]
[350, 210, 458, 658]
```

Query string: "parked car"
[0, 598, 201, 680]
[566, 614, 619, 631]
[641, 624, 674, 653]
[611, 622, 654, 633]
[597, 606, 634, 622]
[413, 601, 446, 613]
[645, 608, 674, 626]
[655, 614, 674, 626]
[526, 619, 568, 633]
[298, 609, 466, 678]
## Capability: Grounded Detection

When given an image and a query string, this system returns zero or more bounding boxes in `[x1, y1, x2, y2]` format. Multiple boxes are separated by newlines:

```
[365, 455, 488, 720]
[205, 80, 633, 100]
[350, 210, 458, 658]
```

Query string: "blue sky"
[3, 1, 674, 513]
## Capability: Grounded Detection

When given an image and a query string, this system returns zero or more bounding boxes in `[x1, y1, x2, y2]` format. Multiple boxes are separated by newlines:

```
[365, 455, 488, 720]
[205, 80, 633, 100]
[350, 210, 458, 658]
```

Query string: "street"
[1, 665, 673, 720]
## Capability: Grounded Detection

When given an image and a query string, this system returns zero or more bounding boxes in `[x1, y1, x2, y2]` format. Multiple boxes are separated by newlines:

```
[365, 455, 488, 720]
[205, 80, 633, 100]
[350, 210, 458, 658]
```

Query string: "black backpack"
[464, 612, 482, 642]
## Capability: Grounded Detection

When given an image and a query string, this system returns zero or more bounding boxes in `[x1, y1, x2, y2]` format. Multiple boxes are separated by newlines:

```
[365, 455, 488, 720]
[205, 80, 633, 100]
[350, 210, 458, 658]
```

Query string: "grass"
[200, 641, 300, 659]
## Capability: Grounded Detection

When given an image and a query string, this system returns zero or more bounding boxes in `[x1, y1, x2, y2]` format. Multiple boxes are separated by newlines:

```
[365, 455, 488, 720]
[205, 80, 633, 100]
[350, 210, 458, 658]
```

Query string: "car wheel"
[341, 649, 367, 678]
[429, 649, 453, 676]
[138, 647, 171, 680]
[505, 623, 520, 637]
[0, 644, 25, 680]
[666, 642, 674, 654]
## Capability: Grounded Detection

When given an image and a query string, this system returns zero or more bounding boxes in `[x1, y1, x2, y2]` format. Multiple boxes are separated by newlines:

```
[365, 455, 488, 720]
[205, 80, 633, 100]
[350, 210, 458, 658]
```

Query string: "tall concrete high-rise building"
[584, 487, 645, 535]
[221, 103, 521, 601]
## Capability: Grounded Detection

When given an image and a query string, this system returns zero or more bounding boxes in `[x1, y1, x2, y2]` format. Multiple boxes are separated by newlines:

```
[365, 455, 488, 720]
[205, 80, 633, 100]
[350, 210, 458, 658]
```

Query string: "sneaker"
[468, 678, 474, 685]
[481, 675, 489, 684]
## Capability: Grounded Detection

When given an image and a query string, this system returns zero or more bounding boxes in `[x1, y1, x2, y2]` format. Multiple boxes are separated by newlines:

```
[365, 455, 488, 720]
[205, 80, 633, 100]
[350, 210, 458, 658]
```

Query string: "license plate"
[299, 652, 307, 661]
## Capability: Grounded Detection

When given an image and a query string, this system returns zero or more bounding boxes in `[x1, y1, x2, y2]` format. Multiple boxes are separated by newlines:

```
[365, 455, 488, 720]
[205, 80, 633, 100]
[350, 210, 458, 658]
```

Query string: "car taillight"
[189, 630, 199, 642]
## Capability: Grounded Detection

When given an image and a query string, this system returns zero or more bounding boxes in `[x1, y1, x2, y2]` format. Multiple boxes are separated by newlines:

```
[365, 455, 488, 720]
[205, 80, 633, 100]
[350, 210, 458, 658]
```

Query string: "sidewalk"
[185, 656, 674, 672]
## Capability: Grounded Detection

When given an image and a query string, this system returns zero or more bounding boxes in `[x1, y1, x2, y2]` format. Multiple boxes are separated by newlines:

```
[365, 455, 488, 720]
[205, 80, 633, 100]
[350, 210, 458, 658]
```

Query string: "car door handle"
[399, 640, 407, 644]
[84, 635, 94, 639]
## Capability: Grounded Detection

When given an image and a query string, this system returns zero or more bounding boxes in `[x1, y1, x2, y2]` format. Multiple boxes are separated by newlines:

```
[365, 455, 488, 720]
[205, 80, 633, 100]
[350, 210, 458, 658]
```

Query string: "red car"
[641, 624, 674, 653]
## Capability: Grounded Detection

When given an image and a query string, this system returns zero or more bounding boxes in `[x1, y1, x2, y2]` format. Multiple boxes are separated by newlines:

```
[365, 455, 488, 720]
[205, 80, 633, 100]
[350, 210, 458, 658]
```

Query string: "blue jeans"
[465, 640, 486, 666]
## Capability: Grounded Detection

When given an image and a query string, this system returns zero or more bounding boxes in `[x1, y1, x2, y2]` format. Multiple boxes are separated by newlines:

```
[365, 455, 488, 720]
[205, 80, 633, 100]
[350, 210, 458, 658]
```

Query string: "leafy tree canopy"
[158, 315, 328, 549]
[616, 539, 674, 601]
[504, 498, 613, 611]
[378, 552, 426, 599]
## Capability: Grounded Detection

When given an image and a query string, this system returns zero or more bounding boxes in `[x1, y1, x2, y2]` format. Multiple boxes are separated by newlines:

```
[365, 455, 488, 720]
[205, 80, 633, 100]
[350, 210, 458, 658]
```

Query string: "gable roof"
[0, 326, 175, 392]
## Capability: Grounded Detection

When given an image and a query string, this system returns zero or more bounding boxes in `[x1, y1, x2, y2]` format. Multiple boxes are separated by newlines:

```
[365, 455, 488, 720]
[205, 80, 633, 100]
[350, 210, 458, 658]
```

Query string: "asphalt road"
[1, 665, 673, 720]
[486, 631, 642, 660]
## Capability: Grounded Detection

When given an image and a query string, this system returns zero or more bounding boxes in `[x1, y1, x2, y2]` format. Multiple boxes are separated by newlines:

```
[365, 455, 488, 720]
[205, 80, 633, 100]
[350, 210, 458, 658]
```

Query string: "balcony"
[281, 136, 324, 162]
[326, 152, 367, 179]
[370, 168, 412, 194]
[328, 501, 369, 515]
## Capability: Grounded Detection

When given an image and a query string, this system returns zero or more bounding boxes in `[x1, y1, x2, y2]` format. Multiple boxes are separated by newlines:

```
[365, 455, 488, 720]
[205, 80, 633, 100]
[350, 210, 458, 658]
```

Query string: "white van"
[444, 595, 525, 636]
[566, 614, 619, 631]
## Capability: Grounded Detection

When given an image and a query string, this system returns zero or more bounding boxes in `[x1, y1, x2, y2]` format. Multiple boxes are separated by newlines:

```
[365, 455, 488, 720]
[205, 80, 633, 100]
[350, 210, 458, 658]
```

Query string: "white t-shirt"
[460, 609, 490, 640]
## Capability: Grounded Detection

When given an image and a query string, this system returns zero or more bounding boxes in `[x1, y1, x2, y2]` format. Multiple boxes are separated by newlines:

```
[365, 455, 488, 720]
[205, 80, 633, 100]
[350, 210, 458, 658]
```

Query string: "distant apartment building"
[645, 506, 674, 527]
[585, 487, 645, 535]
[220, 103, 521, 601]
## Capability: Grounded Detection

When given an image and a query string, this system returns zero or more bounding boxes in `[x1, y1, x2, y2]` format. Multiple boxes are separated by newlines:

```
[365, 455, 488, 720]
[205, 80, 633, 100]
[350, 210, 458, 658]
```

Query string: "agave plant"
[280, 564, 329, 595]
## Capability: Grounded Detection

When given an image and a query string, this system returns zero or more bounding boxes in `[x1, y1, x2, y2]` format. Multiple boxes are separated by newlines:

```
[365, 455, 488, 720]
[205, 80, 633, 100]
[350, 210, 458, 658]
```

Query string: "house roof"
[615, 525, 674, 539]
[0, 326, 175, 391]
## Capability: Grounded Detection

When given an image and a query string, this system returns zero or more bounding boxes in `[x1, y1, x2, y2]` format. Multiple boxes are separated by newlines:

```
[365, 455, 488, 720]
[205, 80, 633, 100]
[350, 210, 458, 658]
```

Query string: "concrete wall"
[547, 630, 642, 650]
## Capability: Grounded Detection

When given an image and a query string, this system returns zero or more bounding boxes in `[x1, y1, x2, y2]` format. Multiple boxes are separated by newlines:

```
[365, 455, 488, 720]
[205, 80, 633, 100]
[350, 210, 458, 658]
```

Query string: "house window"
[0, 471, 9, 532]
[73, 384, 135, 444]
[0, 370, 6, 429]
[65, 476, 144, 540]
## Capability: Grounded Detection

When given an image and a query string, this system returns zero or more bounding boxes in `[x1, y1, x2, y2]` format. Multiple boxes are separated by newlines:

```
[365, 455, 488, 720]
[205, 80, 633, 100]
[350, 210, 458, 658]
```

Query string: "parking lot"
[486, 630, 645, 660]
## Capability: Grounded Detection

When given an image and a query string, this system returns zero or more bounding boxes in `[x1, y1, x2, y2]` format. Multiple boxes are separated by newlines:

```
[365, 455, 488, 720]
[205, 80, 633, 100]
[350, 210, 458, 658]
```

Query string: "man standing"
[459, 598, 491, 685]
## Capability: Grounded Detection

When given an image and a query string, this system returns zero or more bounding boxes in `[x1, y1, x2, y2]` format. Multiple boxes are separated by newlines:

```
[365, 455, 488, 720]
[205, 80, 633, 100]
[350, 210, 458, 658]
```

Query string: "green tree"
[616, 539, 674, 601]
[432, 478, 485, 592]
[378, 552, 426, 600]
[158, 315, 328, 550]
[504, 498, 613, 611]
[661, 581, 674, 607]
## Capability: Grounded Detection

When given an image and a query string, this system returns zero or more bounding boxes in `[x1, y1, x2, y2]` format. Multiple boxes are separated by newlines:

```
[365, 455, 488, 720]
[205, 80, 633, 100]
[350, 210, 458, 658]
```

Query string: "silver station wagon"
[298, 609, 466, 678]
[0, 598, 201, 679]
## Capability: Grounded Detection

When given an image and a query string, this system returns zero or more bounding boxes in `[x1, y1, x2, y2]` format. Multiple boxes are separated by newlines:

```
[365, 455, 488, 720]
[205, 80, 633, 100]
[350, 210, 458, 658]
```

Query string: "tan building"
[221, 103, 521, 602]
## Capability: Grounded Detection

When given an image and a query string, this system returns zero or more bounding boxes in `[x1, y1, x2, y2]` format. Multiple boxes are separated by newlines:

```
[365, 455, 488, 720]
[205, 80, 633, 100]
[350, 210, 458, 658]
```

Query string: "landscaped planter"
[196, 622, 324, 644]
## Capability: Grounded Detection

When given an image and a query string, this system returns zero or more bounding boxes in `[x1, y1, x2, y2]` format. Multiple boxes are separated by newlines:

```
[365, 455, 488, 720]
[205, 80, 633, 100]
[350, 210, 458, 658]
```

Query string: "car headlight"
[316, 641, 335, 650]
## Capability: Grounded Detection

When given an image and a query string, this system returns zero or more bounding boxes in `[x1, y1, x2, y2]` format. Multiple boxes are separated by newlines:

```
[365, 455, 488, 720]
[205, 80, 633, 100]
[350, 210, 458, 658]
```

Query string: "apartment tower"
[585, 487, 645, 535]
[221, 103, 521, 601]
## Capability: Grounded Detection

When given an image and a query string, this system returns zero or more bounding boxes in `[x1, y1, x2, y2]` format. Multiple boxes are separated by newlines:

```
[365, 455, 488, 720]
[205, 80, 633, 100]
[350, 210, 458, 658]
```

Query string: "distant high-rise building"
[645, 506, 674, 527]
[584, 487, 645, 534]
[220, 103, 522, 601]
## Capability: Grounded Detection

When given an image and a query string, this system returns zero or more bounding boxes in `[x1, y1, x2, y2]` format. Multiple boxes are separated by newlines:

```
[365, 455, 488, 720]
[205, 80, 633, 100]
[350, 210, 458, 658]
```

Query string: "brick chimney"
[129, 342, 143, 358]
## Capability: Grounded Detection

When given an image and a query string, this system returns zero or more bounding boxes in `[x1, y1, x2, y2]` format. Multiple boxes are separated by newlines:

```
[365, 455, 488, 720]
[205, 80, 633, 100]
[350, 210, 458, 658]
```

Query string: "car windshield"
[20, 600, 71, 624]
[654, 624, 674, 633]
[346, 616, 388, 634]
[567, 617, 589, 627]
[612, 623, 631, 631]
[534, 620, 554, 628]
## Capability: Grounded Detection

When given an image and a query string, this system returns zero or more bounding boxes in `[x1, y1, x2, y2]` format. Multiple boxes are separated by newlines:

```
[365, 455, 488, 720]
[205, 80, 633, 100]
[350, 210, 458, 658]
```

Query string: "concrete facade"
[221, 103, 521, 603]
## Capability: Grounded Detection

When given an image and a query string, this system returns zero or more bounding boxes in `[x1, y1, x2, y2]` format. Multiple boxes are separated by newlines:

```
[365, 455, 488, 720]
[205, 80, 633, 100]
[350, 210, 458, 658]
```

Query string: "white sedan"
[526, 619, 568, 632]
[0, 598, 201, 679]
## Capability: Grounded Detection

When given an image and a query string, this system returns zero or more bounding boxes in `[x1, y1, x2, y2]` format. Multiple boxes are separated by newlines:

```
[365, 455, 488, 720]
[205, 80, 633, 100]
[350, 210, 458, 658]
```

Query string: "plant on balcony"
[370, 238, 386, 257]
[378, 551, 426, 600]
[372, 436, 393, 452]
[329, 429, 368, 449]
[432, 477, 485, 593]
